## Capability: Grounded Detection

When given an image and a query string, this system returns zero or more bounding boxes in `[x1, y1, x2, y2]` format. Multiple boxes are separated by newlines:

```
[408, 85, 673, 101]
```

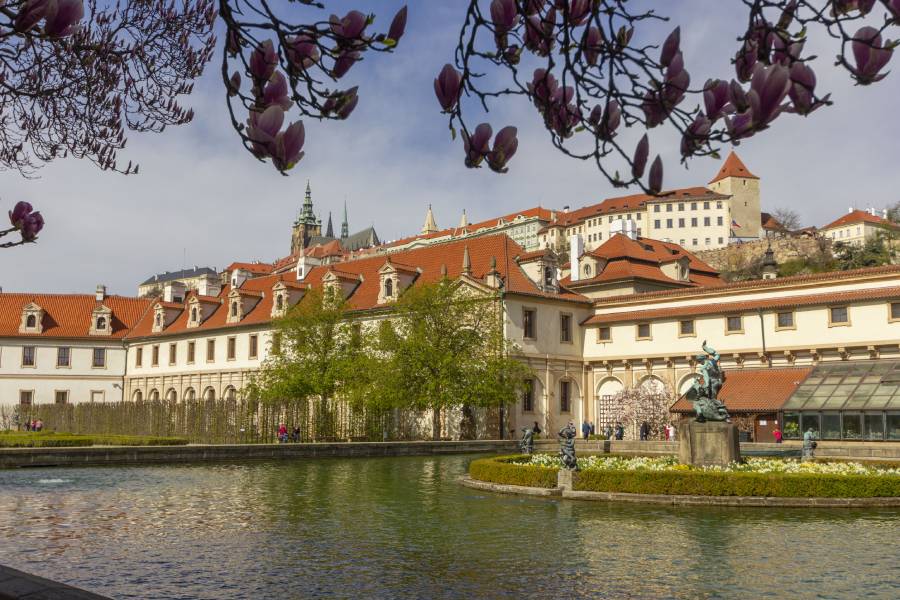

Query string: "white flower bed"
[521, 454, 900, 476]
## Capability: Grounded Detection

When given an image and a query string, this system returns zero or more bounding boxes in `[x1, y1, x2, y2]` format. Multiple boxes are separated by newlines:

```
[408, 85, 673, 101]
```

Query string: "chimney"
[610, 219, 638, 240]
[849, 207, 854, 214]
[95, 284, 106, 301]
[563, 205, 570, 213]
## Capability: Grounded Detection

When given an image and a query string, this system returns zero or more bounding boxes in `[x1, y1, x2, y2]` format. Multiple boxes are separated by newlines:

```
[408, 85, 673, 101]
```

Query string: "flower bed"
[468, 454, 900, 498]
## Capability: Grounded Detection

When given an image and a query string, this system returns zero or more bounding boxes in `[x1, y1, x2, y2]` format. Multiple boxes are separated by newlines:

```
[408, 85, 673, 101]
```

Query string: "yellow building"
[820, 208, 898, 245]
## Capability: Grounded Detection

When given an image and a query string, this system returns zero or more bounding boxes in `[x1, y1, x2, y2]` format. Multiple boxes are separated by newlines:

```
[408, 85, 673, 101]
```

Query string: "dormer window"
[191, 307, 198, 322]
[96, 316, 106, 330]
[544, 267, 554, 287]
[89, 305, 113, 336]
[384, 278, 394, 299]
[276, 295, 284, 311]
[583, 264, 592, 278]
[155, 314, 162, 326]
[19, 302, 45, 334]
[26, 315, 36, 328]
[230, 301, 238, 317]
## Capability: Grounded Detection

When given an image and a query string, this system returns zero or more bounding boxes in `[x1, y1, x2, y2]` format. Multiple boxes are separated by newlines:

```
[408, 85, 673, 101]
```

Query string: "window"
[19, 390, 33, 405]
[583, 263, 592, 277]
[96, 316, 107, 330]
[890, 302, 900, 321]
[22, 346, 35, 367]
[692, 239, 698, 246]
[25, 314, 36, 328]
[136, 347, 143, 367]
[726, 315, 743, 333]
[276, 295, 284, 311]
[168, 343, 177, 365]
[92, 348, 106, 368]
[654, 219, 661, 229]
[230, 302, 238, 317]
[666, 204, 673, 212]
[90, 390, 104, 402]
[57, 347, 70, 367]
[249, 334, 258, 359]
[666, 218, 673, 228]
[597, 326, 611, 342]
[704, 217, 711, 226]
[522, 379, 534, 412]
[152, 345, 160, 366]
[191, 307, 198, 322]
[717, 216, 724, 226]
[777, 311, 795, 329]
[703, 201, 710, 209]
[227, 336, 236, 360]
[636, 323, 651, 340]
[705, 237, 711, 245]
[384, 278, 393, 298]
[691, 217, 698, 227]
[716, 200, 723, 209]
[829, 306, 849, 326]
[272, 332, 282, 355]
[560, 381, 571, 413]
[677, 203, 684, 211]
[690, 202, 697, 210]
[560, 314, 572, 343]
[523, 309, 536, 340]
[207, 339, 216, 362]
[188, 341, 196, 364]
[55, 390, 68, 404]
[155, 313, 162, 327]
[718, 237, 724, 244]
[679, 320, 695, 336]
[678, 218, 685, 228]
[653, 205, 660, 213]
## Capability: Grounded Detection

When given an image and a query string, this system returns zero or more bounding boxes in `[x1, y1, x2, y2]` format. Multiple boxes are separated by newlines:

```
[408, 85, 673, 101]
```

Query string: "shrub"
[574, 469, 900, 498]
[88, 435, 189, 447]
[469, 455, 558, 488]
[0, 434, 94, 448]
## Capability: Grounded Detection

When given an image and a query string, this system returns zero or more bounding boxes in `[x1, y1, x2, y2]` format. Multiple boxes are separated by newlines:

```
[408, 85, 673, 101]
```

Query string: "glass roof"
[783, 361, 900, 411]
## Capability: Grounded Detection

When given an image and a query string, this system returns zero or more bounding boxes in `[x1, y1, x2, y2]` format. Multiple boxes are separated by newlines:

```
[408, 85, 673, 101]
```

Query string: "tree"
[374, 279, 532, 440]
[834, 234, 895, 270]
[613, 386, 673, 440]
[771, 208, 802, 232]
[246, 287, 374, 440]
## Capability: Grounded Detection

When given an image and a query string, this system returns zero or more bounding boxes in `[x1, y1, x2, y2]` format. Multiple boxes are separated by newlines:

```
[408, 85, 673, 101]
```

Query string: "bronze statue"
[519, 426, 535, 454]
[558, 421, 577, 470]
[686, 340, 730, 422]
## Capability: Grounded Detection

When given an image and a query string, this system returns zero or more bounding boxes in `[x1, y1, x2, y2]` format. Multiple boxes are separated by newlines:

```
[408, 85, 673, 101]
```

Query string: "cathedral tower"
[291, 181, 322, 254]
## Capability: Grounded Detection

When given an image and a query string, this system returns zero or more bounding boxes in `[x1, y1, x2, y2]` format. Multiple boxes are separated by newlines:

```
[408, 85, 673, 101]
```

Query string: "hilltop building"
[820, 208, 898, 245]
[290, 181, 380, 255]
[137, 267, 219, 299]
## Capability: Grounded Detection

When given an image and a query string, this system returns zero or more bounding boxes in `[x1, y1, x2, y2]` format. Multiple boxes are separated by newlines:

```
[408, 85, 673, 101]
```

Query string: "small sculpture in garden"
[687, 340, 730, 422]
[802, 428, 818, 460]
[519, 427, 535, 455]
[558, 421, 577, 470]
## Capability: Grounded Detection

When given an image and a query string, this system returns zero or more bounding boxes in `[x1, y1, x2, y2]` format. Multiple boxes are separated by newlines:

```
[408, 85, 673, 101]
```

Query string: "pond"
[0, 454, 898, 599]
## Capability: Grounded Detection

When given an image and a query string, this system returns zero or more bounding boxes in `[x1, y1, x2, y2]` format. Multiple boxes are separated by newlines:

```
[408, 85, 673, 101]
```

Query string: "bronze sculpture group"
[686, 341, 730, 422]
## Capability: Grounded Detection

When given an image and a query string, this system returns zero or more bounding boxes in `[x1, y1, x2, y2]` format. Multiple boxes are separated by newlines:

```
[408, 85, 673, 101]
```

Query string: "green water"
[0, 454, 897, 599]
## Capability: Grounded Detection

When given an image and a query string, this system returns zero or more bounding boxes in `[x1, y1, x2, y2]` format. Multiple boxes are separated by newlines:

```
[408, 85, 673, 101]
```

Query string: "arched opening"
[184, 387, 196, 401]
[132, 389, 143, 402]
[223, 386, 237, 401]
[231, 302, 238, 317]
[544, 266, 554, 287]
[25, 314, 36, 328]
[165, 388, 177, 402]
[276, 295, 284, 310]
[678, 373, 699, 396]
[203, 386, 216, 401]
[384, 278, 393, 298]
[155, 313, 162, 327]
[637, 375, 667, 395]
[149, 388, 160, 401]
[191, 307, 198, 322]
[596, 376, 625, 429]
[96, 316, 107, 330]
[583, 263, 592, 277]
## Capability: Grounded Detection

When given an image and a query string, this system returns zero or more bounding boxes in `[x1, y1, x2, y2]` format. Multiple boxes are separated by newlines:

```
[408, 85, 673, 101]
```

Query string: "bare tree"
[771, 207, 803, 231]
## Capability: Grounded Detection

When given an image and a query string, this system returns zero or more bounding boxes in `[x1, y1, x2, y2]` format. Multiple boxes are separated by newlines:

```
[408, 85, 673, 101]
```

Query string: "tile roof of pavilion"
[670, 367, 812, 413]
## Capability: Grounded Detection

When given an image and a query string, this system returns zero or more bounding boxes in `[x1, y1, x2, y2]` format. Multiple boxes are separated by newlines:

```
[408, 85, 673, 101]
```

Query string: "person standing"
[604, 424, 613, 440]
[668, 423, 677, 442]
[589, 421, 595, 435]
[277, 422, 288, 443]
[773, 427, 783, 444]
[639, 421, 649, 441]
[614, 422, 624, 440]
[581, 420, 591, 440]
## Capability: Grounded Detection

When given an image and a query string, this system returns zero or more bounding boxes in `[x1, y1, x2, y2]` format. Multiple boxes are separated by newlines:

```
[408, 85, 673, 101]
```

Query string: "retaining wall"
[0, 564, 111, 599]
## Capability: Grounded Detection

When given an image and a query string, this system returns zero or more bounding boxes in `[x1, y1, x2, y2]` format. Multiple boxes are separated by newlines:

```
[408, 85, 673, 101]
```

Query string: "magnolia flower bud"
[463, 123, 493, 168]
[632, 134, 649, 179]
[434, 64, 462, 112]
[486, 126, 518, 173]
[387, 6, 408, 44]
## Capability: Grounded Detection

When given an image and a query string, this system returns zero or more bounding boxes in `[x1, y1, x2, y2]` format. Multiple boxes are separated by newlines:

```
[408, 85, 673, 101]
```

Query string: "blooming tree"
[613, 386, 674, 440]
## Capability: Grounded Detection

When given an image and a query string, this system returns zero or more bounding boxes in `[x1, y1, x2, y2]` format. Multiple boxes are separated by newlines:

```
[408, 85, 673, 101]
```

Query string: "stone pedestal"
[678, 420, 742, 466]
[557, 469, 574, 491]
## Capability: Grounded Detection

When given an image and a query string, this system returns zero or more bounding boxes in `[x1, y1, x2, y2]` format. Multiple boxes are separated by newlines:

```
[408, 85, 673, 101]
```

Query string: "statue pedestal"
[678, 420, 741, 466]
[557, 469, 574, 491]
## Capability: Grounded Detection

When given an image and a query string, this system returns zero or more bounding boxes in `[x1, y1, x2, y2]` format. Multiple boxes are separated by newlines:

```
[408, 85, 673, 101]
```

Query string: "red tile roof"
[382, 207, 554, 249]
[821, 209, 898, 231]
[670, 367, 812, 413]
[225, 261, 274, 275]
[584, 284, 900, 325]
[709, 151, 758, 184]
[562, 235, 721, 289]
[0, 294, 151, 339]
[760, 212, 786, 231]
[550, 187, 725, 228]
[126, 234, 591, 339]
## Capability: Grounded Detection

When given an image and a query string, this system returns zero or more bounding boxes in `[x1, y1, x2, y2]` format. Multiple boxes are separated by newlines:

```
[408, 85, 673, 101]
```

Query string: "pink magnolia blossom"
[486, 126, 518, 173]
[387, 6, 408, 43]
[434, 64, 462, 112]
[250, 40, 277, 82]
[632, 134, 649, 179]
[44, 0, 84, 38]
[463, 123, 492, 168]
[849, 26, 893, 84]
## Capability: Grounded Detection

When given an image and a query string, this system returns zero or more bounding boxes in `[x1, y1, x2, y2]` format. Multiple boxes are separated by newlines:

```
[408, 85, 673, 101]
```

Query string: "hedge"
[0, 432, 189, 448]
[574, 469, 900, 498]
[469, 455, 558, 488]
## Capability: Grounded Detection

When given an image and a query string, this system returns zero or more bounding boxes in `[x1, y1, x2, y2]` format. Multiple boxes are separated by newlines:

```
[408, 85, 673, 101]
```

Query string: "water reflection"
[0, 456, 898, 600]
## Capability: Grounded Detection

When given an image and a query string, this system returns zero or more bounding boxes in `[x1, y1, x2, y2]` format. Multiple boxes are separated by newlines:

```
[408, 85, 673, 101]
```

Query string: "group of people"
[576, 420, 678, 441]
[276, 423, 301, 443]
[22, 419, 44, 432]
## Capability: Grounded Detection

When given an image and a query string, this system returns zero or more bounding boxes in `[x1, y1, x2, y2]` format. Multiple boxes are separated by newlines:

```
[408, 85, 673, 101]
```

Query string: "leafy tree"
[246, 287, 374, 440]
[834, 234, 895, 270]
[374, 279, 532, 440]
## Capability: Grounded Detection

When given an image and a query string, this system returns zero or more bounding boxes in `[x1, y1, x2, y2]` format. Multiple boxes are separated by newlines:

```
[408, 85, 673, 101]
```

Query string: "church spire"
[297, 180, 317, 225]
[459, 208, 468, 228]
[422, 204, 438, 234]
[325, 211, 334, 238]
[341, 200, 349, 239]
[461, 245, 471, 275]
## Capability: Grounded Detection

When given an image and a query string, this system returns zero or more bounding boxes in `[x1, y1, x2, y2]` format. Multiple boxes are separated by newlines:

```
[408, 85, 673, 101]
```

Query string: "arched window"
[96, 316, 107, 330]
[231, 302, 238, 317]
[166, 388, 177, 402]
[149, 388, 160, 401]
[184, 387, 196, 401]
[544, 266, 554, 286]
[25, 314, 36, 328]
[276, 295, 284, 310]
[191, 307, 198, 322]
[132, 390, 143, 402]
[384, 278, 393, 298]
[583, 264, 592, 277]
[155, 313, 162, 326]
[203, 386, 216, 401]
[224, 386, 237, 401]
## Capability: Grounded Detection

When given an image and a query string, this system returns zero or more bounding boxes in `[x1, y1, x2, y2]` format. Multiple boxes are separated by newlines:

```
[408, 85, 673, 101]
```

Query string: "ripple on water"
[0, 456, 898, 600]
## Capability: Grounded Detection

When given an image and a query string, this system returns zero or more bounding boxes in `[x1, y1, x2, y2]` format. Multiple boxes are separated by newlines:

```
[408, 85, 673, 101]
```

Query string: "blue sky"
[2, 1, 899, 294]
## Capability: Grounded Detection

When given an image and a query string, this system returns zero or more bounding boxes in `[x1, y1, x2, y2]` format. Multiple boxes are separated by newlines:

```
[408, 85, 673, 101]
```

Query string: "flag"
[731, 219, 741, 228]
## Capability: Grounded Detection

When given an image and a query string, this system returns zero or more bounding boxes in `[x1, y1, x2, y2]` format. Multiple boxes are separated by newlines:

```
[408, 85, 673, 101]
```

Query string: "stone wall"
[696, 236, 826, 274]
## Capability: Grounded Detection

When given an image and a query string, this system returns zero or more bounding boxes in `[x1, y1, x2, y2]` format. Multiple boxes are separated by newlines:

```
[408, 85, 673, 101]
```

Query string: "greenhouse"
[780, 360, 900, 441]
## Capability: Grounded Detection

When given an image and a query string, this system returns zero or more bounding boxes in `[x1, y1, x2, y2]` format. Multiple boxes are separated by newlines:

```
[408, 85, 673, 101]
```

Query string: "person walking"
[614, 422, 624, 440]
[277, 422, 288, 443]
[639, 421, 650, 441]
[581, 420, 591, 441]
[604, 424, 613, 440]
[589, 421, 595, 435]
[290, 426, 300, 443]
[773, 427, 783, 444]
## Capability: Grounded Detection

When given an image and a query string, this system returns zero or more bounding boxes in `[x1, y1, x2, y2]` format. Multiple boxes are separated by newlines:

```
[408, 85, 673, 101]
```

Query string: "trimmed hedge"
[574, 469, 900, 498]
[0, 432, 189, 448]
[469, 455, 558, 489]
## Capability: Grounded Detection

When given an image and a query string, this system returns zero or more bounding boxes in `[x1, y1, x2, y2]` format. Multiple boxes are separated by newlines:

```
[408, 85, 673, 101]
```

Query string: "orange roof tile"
[382, 207, 554, 249]
[0, 294, 151, 339]
[709, 151, 758, 184]
[551, 187, 725, 227]
[225, 261, 274, 275]
[584, 284, 900, 326]
[670, 367, 812, 413]
[821, 209, 898, 231]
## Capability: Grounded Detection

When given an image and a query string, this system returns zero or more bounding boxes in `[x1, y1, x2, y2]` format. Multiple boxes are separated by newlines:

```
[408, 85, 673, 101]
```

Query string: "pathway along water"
[0, 454, 898, 600]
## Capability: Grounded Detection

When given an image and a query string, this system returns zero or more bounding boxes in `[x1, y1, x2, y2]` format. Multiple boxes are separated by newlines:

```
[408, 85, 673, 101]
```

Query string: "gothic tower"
[708, 151, 761, 238]
[291, 181, 322, 254]
[341, 201, 350, 239]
